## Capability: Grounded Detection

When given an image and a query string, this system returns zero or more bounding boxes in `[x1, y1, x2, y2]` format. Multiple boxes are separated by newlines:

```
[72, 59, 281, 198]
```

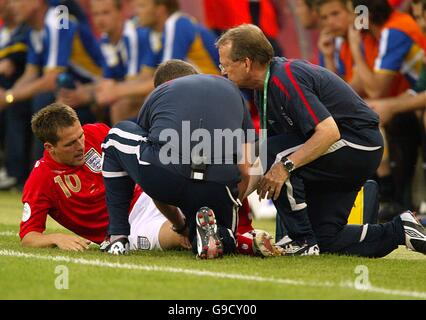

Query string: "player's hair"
[90, 0, 122, 10]
[304, 0, 317, 8]
[351, 0, 393, 26]
[216, 24, 274, 65]
[154, 59, 199, 87]
[154, 0, 179, 14]
[31, 103, 79, 145]
[313, 0, 349, 10]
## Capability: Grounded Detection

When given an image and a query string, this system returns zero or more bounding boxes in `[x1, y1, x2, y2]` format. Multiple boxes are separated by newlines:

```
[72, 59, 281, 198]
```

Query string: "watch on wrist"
[281, 157, 295, 173]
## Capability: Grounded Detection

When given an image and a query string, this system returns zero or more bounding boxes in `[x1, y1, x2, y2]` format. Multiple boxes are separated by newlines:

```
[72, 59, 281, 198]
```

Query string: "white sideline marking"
[0, 231, 18, 237]
[0, 249, 425, 299]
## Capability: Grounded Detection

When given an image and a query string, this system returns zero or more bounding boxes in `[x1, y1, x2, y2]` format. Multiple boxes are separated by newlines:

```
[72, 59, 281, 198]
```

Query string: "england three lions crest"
[84, 148, 102, 173]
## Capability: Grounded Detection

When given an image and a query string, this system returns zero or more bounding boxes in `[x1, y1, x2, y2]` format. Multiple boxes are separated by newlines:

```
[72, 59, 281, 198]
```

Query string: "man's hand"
[96, 79, 118, 105]
[348, 26, 362, 58]
[257, 162, 289, 201]
[52, 234, 91, 251]
[57, 84, 93, 108]
[0, 59, 16, 77]
[318, 28, 335, 58]
[367, 98, 395, 125]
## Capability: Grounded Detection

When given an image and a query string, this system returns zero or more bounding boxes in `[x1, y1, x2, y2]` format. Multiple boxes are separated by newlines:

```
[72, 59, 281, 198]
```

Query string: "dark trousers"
[267, 132, 405, 257]
[4, 101, 32, 185]
[102, 121, 240, 254]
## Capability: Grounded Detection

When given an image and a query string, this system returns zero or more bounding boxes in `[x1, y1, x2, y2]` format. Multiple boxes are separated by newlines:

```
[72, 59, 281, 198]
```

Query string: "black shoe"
[400, 211, 426, 255]
[195, 207, 223, 259]
[100, 236, 129, 255]
[276, 239, 320, 256]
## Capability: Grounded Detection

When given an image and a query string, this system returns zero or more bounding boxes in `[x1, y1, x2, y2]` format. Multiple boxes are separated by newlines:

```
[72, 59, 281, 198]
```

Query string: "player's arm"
[21, 231, 91, 251]
[367, 90, 426, 125]
[95, 67, 155, 106]
[0, 65, 61, 109]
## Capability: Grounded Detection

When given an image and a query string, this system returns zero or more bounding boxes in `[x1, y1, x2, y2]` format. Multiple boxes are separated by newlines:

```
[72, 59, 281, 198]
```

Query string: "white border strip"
[0, 249, 425, 299]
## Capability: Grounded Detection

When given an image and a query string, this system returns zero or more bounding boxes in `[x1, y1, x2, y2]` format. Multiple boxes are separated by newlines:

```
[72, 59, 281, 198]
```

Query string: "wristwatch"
[5, 90, 14, 104]
[280, 157, 296, 173]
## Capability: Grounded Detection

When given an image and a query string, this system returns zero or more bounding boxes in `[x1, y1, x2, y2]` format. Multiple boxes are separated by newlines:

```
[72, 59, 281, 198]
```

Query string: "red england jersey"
[20, 123, 140, 244]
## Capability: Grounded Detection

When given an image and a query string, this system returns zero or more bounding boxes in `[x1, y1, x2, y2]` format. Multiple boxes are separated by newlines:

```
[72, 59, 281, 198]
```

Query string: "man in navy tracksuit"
[101, 72, 255, 258]
[217, 24, 426, 257]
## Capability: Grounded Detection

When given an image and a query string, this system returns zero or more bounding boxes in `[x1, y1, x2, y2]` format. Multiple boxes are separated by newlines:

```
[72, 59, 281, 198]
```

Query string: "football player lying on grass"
[20, 102, 280, 256]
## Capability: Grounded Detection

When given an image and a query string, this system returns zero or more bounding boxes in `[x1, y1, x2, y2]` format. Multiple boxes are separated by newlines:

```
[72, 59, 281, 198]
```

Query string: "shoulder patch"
[22, 203, 31, 222]
[84, 148, 102, 173]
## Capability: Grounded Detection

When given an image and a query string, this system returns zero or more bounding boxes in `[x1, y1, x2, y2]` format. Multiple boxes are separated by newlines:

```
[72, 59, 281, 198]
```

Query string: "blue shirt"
[258, 57, 381, 147]
[141, 12, 220, 75]
[0, 24, 29, 88]
[27, 7, 104, 83]
[100, 20, 151, 80]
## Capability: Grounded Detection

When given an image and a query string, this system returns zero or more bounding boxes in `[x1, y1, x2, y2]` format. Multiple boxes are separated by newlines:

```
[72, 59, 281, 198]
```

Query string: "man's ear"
[244, 58, 252, 73]
[44, 142, 54, 154]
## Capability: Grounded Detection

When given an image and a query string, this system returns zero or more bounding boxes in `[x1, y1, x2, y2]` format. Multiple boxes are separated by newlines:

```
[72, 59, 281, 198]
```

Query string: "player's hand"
[348, 26, 362, 58]
[179, 236, 192, 250]
[257, 162, 288, 201]
[318, 28, 335, 58]
[0, 59, 16, 77]
[95, 79, 118, 105]
[366, 98, 395, 125]
[57, 83, 92, 108]
[52, 234, 91, 252]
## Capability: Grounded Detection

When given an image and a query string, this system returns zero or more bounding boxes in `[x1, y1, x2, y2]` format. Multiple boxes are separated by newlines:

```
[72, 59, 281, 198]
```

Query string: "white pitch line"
[0, 231, 18, 237]
[0, 249, 425, 299]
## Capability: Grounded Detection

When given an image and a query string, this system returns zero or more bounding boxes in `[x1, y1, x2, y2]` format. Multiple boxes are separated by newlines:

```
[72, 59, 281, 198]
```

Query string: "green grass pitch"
[0, 190, 425, 300]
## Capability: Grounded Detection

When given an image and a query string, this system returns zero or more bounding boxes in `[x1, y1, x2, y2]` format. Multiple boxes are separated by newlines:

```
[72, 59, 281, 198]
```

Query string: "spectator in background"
[95, 0, 221, 108]
[315, 0, 378, 89]
[349, 0, 426, 219]
[0, 0, 105, 158]
[295, 0, 319, 29]
[367, 0, 426, 217]
[59, 0, 154, 125]
[0, 0, 31, 190]
[203, 0, 283, 56]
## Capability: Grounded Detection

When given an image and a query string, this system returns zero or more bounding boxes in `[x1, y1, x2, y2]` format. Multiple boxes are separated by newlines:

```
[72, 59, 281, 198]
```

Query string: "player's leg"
[181, 182, 241, 258]
[265, 134, 319, 254]
[305, 147, 423, 257]
[101, 120, 150, 253]
[128, 192, 190, 251]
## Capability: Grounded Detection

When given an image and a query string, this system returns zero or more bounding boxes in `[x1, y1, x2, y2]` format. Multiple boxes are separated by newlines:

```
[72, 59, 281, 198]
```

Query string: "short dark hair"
[314, 0, 349, 10]
[305, 0, 316, 8]
[31, 103, 79, 145]
[351, 0, 393, 26]
[154, 59, 199, 87]
[216, 24, 274, 65]
[155, 0, 179, 14]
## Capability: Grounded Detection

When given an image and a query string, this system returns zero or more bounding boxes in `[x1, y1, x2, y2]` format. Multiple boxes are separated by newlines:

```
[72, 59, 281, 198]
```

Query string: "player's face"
[412, 3, 426, 34]
[295, 0, 319, 29]
[218, 43, 249, 87]
[91, 0, 122, 35]
[47, 122, 86, 167]
[134, 0, 157, 28]
[9, 0, 40, 24]
[319, 1, 353, 37]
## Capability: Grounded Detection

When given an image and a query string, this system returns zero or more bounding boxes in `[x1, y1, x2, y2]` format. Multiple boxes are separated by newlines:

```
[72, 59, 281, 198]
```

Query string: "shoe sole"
[196, 208, 223, 259]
